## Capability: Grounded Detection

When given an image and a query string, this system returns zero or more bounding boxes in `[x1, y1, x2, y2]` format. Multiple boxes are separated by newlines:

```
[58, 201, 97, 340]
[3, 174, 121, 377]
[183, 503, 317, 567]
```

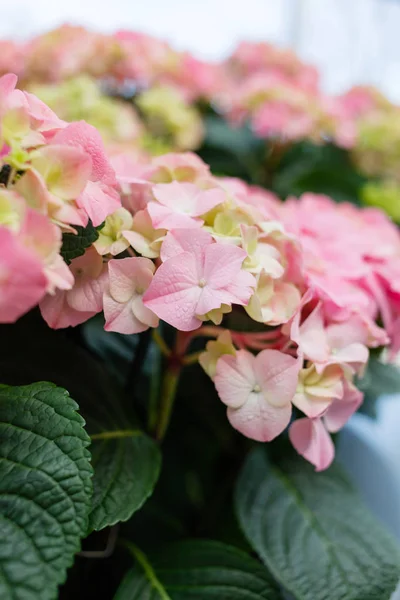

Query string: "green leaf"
[272, 142, 366, 203]
[357, 355, 400, 417]
[197, 115, 266, 183]
[115, 540, 282, 599]
[0, 312, 161, 534]
[0, 382, 93, 600]
[235, 447, 400, 600]
[61, 220, 102, 265]
[89, 430, 161, 531]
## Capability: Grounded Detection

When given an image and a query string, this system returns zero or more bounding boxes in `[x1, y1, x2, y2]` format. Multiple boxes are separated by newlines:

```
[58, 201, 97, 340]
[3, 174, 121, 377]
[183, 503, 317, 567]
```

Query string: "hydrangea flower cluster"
[5, 25, 400, 227]
[0, 73, 119, 323]
[1, 25, 396, 153]
[3, 69, 400, 472]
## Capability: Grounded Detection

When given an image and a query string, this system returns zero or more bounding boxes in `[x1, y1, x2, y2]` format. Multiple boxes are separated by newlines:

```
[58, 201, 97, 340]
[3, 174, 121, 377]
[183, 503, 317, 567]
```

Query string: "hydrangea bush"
[1, 28, 400, 600]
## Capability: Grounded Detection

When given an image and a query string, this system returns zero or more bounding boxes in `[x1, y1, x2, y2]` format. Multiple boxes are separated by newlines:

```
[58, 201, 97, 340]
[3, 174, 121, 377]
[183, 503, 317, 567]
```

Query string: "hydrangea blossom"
[3, 63, 400, 473]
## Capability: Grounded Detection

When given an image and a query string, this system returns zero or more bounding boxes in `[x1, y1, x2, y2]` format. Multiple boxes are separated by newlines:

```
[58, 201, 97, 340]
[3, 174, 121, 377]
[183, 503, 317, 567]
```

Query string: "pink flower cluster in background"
[1, 25, 396, 152]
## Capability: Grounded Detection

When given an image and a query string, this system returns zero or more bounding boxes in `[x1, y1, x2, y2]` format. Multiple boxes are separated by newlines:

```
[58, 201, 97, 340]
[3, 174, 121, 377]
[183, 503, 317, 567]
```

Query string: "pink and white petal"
[45, 254, 74, 293]
[77, 181, 120, 227]
[295, 303, 330, 363]
[0, 73, 17, 98]
[52, 121, 116, 185]
[147, 201, 202, 230]
[195, 286, 229, 316]
[254, 349, 300, 408]
[323, 382, 363, 433]
[289, 418, 335, 471]
[144, 285, 201, 331]
[227, 392, 292, 442]
[204, 243, 247, 289]
[0, 229, 47, 323]
[14, 168, 50, 213]
[214, 351, 256, 409]
[67, 266, 108, 312]
[32, 145, 92, 199]
[330, 343, 369, 374]
[224, 269, 257, 305]
[152, 181, 197, 211]
[292, 391, 334, 419]
[143, 252, 202, 330]
[160, 227, 211, 264]
[107, 257, 140, 303]
[103, 290, 149, 334]
[131, 294, 159, 328]
[40, 290, 94, 329]
[193, 187, 226, 216]
[152, 182, 224, 216]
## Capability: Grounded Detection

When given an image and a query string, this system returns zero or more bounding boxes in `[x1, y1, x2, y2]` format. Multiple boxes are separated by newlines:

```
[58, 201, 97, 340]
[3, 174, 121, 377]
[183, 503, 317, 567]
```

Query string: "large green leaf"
[0, 382, 93, 600]
[235, 447, 400, 600]
[0, 312, 161, 534]
[89, 430, 161, 531]
[114, 540, 282, 599]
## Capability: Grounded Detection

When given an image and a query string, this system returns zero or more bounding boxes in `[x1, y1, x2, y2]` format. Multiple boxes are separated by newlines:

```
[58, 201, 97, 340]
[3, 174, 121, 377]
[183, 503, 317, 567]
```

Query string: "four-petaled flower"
[143, 228, 256, 331]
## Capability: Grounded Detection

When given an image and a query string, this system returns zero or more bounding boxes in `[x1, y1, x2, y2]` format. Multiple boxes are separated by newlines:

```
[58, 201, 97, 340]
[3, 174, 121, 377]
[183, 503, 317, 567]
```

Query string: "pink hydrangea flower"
[148, 181, 225, 230]
[103, 257, 159, 334]
[143, 229, 256, 331]
[214, 349, 300, 441]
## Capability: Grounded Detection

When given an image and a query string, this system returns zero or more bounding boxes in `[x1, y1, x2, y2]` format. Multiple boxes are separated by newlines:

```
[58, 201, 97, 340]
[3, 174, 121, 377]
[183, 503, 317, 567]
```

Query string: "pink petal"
[32, 145, 92, 199]
[143, 252, 201, 331]
[323, 381, 363, 433]
[40, 289, 94, 329]
[148, 201, 202, 230]
[0, 73, 17, 98]
[204, 243, 247, 289]
[160, 227, 211, 262]
[254, 349, 300, 408]
[152, 182, 224, 216]
[227, 392, 292, 442]
[214, 351, 256, 408]
[289, 417, 335, 471]
[224, 269, 257, 306]
[108, 257, 154, 303]
[67, 265, 108, 312]
[103, 290, 150, 334]
[295, 303, 330, 363]
[77, 181, 121, 226]
[52, 121, 116, 185]
[293, 391, 334, 419]
[131, 294, 159, 328]
[0, 228, 47, 323]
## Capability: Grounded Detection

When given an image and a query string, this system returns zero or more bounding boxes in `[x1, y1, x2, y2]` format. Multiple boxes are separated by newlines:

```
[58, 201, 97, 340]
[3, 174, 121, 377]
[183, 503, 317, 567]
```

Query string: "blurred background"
[3, 0, 400, 100]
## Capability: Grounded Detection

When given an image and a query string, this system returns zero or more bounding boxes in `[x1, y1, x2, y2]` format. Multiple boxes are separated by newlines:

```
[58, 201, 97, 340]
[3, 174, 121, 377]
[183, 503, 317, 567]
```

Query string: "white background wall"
[2, 0, 400, 100]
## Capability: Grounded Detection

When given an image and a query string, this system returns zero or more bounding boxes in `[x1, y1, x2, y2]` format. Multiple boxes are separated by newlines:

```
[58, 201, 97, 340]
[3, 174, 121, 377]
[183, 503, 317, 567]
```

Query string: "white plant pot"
[337, 395, 400, 599]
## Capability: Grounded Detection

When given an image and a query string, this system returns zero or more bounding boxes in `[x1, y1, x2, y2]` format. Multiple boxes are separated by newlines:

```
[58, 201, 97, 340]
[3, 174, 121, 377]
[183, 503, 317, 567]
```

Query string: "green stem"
[122, 540, 171, 600]
[155, 362, 181, 442]
[90, 429, 140, 441]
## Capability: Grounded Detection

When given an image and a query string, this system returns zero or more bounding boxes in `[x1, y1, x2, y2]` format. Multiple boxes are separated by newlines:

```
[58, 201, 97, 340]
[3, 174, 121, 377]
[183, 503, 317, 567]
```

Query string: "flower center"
[253, 384, 261, 393]
[198, 278, 206, 288]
